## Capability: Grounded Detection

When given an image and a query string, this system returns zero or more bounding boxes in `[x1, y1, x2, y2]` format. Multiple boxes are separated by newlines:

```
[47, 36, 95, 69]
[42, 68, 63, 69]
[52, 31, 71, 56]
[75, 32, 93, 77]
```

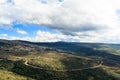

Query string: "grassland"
[14, 51, 98, 70]
[102, 65, 120, 79]
[0, 70, 34, 80]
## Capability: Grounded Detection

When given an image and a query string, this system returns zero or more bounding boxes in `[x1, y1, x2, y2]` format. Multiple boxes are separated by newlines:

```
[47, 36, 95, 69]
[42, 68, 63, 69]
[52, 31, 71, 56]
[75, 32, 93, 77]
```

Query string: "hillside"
[0, 70, 33, 80]
[0, 39, 119, 80]
[33, 42, 120, 67]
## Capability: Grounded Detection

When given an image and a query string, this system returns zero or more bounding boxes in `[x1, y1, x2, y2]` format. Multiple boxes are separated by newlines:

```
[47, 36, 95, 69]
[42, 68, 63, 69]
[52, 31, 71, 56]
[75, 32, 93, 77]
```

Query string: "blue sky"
[12, 23, 51, 37]
[0, 0, 120, 43]
[0, 22, 60, 39]
[0, 23, 44, 37]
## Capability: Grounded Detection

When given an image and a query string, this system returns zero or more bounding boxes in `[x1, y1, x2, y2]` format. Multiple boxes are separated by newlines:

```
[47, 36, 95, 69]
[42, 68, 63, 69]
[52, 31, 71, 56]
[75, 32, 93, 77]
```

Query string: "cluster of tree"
[0, 59, 14, 70]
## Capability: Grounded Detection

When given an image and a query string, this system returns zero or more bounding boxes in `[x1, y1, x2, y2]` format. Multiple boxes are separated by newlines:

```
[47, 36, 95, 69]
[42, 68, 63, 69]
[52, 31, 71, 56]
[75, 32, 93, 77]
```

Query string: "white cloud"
[0, 31, 82, 42]
[1, 0, 120, 42]
[1, 29, 120, 43]
[33, 30, 81, 42]
[0, 34, 8, 39]
[16, 28, 27, 35]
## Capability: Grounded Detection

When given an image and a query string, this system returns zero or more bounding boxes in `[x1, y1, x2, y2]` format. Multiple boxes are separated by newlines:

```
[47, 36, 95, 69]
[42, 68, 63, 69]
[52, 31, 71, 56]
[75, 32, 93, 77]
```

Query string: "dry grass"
[0, 70, 34, 80]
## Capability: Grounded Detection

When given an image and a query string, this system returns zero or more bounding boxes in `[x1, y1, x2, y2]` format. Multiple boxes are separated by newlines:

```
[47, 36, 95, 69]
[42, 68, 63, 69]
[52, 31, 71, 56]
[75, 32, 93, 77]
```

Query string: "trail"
[0, 57, 103, 72]
[23, 58, 103, 72]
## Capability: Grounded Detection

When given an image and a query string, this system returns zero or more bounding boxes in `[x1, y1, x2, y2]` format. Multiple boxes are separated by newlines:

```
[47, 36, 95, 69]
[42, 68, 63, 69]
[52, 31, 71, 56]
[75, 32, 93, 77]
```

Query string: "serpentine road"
[24, 58, 103, 72]
[0, 57, 103, 72]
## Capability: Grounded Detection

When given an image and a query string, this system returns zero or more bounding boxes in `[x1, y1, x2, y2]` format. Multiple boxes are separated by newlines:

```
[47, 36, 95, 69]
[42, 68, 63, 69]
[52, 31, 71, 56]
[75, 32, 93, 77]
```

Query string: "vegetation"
[0, 40, 119, 80]
[25, 52, 98, 70]
[102, 66, 120, 79]
[0, 59, 33, 80]
[0, 59, 14, 70]
[11, 60, 118, 80]
[0, 69, 33, 80]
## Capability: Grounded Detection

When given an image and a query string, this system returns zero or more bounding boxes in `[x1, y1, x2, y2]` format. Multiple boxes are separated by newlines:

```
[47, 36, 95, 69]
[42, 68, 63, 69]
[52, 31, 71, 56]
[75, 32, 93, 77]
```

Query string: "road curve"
[0, 57, 103, 72]
[24, 58, 103, 72]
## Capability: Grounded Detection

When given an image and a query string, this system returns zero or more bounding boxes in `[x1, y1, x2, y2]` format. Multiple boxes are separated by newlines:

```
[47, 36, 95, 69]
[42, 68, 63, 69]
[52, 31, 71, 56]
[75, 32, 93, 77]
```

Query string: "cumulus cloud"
[0, 33, 31, 41]
[0, 31, 81, 42]
[16, 28, 27, 35]
[33, 30, 82, 42]
[1, 0, 120, 42]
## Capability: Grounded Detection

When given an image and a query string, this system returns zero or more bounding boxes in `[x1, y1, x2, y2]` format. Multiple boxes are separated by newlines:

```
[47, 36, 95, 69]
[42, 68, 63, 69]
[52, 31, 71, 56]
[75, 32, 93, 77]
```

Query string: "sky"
[1, 0, 120, 43]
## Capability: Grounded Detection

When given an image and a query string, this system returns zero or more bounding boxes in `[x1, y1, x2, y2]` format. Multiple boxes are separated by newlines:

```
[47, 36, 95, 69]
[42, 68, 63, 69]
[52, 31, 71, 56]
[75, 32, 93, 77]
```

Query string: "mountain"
[0, 39, 119, 80]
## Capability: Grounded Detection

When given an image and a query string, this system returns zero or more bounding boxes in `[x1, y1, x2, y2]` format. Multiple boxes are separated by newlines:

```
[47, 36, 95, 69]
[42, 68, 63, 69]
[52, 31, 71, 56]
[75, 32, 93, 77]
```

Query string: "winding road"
[0, 57, 103, 72]
[23, 58, 103, 72]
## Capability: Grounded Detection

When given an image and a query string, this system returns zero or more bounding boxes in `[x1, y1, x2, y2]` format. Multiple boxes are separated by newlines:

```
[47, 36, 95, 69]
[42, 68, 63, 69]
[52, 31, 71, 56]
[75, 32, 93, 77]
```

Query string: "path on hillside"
[23, 58, 103, 72]
[0, 57, 103, 72]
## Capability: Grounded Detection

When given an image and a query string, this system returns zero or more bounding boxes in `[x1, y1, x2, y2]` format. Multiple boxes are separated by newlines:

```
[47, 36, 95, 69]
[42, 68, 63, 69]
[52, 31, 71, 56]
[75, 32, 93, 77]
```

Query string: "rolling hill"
[0, 39, 119, 80]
